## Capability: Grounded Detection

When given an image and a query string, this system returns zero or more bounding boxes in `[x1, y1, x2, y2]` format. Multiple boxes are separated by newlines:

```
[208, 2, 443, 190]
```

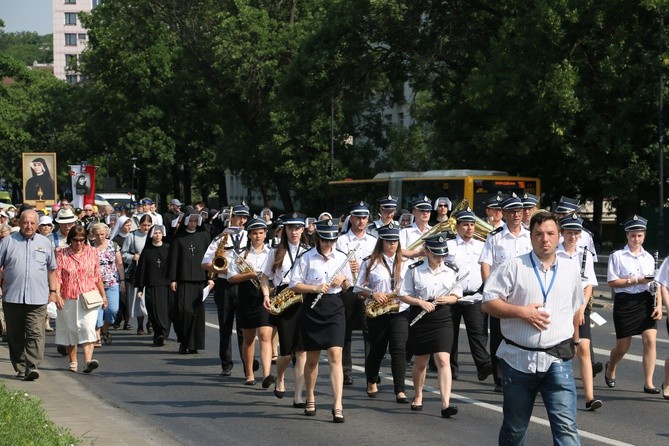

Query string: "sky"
[1, 0, 53, 35]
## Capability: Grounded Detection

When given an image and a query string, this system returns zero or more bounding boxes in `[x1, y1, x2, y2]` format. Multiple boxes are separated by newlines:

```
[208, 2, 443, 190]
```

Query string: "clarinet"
[580, 247, 588, 279]
[409, 272, 469, 327]
[310, 243, 360, 308]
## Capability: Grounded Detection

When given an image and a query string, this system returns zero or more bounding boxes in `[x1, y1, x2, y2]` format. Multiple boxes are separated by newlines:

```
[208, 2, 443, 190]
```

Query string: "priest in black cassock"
[135, 225, 173, 347]
[169, 213, 212, 354]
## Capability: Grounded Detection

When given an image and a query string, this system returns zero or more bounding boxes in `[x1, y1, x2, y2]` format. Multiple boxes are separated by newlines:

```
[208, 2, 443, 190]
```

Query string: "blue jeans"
[499, 359, 579, 446]
[97, 284, 120, 328]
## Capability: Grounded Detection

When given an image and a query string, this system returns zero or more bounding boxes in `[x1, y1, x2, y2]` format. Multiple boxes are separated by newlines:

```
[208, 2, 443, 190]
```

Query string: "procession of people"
[1, 192, 668, 444]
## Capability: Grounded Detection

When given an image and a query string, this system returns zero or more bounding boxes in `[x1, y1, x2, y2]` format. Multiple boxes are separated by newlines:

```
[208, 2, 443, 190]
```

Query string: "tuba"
[268, 288, 303, 315]
[446, 199, 493, 242]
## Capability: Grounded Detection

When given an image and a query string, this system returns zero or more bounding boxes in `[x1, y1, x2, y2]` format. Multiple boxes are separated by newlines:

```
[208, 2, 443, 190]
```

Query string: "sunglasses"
[437, 204, 448, 208]
[71, 238, 86, 242]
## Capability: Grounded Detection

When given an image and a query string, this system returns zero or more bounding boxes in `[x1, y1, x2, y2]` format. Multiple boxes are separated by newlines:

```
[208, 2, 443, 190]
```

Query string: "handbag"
[80, 290, 104, 309]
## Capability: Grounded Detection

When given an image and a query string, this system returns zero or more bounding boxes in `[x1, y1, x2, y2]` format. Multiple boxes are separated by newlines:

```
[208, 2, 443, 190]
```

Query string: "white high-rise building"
[52, 0, 102, 83]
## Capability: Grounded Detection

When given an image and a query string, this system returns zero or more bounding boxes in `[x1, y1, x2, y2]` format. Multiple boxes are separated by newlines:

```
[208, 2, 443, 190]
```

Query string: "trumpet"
[231, 249, 260, 289]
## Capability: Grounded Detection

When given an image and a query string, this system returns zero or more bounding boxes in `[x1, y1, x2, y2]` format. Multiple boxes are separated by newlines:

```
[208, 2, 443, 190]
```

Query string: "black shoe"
[592, 362, 603, 377]
[179, 345, 188, 355]
[188, 349, 198, 354]
[24, 367, 39, 381]
[663, 384, 669, 400]
[262, 374, 276, 389]
[221, 367, 232, 377]
[441, 406, 458, 418]
[585, 399, 602, 411]
[367, 390, 378, 398]
[343, 374, 353, 386]
[396, 394, 409, 404]
[451, 368, 458, 380]
[477, 362, 493, 381]
[83, 360, 99, 374]
[293, 401, 306, 408]
[604, 362, 615, 388]
[494, 385, 503, 393]
[153, 335, 165, 346]
[244, 379, 256, 385]
[123, 323, 133, 331]
[643, 386, 660, 394]
[410, 402, 423, 411]
[57, 345, 67, 356]
[253, 359, 259, 372]
[332, 408, 345, 423]
[304, 400, 316, 416]
[274, 387, 285, 399]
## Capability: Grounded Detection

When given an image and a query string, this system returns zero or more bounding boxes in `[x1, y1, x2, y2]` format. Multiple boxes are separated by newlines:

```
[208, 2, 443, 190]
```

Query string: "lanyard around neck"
[529, 254, 557, 306]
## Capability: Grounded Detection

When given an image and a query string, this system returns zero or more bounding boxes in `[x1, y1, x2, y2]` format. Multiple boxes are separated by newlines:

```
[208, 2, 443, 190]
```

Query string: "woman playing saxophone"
[354, 223, 410, 403]
[261, 213, 310, 407]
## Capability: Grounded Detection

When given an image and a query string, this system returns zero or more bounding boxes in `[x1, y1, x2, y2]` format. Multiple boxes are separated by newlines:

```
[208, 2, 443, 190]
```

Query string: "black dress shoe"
[592, 362, 603, 377]
[410, 403, 423, 411]
[343, 374, 353, 386]
[662, 384, 669, 400]
[643, 386, 660, 394]
[262, 374, 276, 389]
[366, 390, 378, 398]
[244, 379, 256, 385]
[441, 406, 458, 418]
[178, 345, 188, 355]
[304, 400, 316, 416]
[332, 408, 345, 423]
[477, 362, 493, 381]
[57, 345, 67, 356]
[396, 395, 409, 404]
[221, 367, 232, 377]
[274, 388, 285, 399]
[494, 385, 503, 393]
[604, 362, 615, 388]
[293, 401, 306, 408]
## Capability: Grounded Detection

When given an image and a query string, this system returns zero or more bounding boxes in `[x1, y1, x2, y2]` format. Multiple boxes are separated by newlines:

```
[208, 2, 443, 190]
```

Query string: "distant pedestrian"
[0, 210, 58, 380]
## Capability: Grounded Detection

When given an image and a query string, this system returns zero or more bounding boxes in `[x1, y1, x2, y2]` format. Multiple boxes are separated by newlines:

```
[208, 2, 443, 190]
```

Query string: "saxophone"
[365, 291, 400, 318]
[212, 233, 229, 272]
[268, 288, 303, 315]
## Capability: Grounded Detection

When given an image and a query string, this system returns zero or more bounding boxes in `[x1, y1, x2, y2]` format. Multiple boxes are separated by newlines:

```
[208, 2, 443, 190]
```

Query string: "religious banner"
[22, 152, 57, 208]
[70, 162, 96, 209]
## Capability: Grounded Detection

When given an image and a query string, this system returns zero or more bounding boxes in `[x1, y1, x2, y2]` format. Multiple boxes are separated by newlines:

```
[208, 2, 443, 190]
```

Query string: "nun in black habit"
[135, 225, 173, 346]
[169, 212, 212, 354]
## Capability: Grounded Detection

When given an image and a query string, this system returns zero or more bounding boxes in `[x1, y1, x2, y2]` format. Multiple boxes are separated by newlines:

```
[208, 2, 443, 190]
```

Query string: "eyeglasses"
[71, 238, 86, 242]
[437, 204, 448, 208]
[504, 209, 523, 215]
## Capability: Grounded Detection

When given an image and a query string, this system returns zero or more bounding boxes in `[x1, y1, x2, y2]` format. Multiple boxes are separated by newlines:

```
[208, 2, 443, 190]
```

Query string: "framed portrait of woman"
[22, 152, 57, 204]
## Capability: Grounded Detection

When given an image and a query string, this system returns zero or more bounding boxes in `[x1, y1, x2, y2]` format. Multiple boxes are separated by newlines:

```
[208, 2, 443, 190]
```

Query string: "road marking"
[205, 320, 633, 445]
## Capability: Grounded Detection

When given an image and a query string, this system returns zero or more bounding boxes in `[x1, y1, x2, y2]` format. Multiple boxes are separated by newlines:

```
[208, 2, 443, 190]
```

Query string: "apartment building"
[52, 0, 101, 83]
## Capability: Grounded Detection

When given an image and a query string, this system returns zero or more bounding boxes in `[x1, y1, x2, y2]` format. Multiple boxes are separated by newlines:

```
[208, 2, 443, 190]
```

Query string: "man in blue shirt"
[0, 209, 58, 380]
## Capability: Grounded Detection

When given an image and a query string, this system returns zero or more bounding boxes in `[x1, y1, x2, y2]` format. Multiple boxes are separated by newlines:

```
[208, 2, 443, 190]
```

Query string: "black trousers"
[490, 316, 502, 386]
[450, 300, 490, 374]
[341, 290, 369, 374]
[365, 310, 409, 394]
[213, 279, 243, 369]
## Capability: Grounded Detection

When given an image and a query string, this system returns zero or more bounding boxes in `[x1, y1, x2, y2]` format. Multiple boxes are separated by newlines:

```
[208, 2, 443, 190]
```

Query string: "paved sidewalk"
[0, 344, 181, 446]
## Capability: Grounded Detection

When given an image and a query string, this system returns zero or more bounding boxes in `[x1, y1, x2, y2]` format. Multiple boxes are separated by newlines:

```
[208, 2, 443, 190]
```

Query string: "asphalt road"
[39, 299, 669, 446]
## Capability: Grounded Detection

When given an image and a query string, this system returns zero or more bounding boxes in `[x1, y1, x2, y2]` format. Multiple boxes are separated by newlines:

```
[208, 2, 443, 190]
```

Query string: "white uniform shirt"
[262, 242, 306, 287]
[200, 230, 247, 278]
[399, 222, 431, 253]
[479, 224, 532, 273]
[289, 247, 353, 294]
[399, 260, 463, 301]
[607, 245, 655, 294]
[654, 256, 669, 288]
[556, 243, 598, 289]
[355, 254, 409, 313]
[559, 230, 598, 262]
[227, 244, 270, 280]
[482, 252, 583, 373]
[335, 230, 377, 278]
[446, 235, 484, 302]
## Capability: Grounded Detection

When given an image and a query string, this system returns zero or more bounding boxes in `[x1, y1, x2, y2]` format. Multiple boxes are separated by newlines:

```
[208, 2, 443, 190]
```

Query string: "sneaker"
[221, 367, 232, 377]
[585, 399, 602, 411]
[24, 367, 40, 381]
[83, 359, 99, 374]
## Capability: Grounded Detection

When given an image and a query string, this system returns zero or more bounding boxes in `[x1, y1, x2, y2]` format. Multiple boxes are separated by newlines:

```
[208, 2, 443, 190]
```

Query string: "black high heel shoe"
[662, 384, 669, 400]
[396, 394, 409, 404]
[332, 408, 345, 423]
[441, 406, 458, 418]
[304, 400, 316, 416]
[273, 382, 285, 399]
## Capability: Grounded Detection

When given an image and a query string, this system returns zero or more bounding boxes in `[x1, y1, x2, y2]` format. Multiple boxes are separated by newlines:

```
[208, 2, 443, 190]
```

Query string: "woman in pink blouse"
[53, 225, 107, 373]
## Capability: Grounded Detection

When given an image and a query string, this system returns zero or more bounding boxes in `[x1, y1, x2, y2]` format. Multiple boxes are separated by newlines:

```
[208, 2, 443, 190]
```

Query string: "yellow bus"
[327, 170, 541, 218]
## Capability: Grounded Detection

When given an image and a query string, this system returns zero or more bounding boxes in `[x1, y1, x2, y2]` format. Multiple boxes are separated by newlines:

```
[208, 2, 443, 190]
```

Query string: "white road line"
[205, 320, 632, 445]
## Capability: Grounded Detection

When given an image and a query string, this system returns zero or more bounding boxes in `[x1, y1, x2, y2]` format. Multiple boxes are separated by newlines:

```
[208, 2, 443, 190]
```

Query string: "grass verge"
[0, 381, 80, 445]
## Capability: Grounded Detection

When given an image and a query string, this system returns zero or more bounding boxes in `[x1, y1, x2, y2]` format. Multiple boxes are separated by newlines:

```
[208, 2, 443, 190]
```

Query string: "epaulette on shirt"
[409, 260, 424, 269]
[362, 255, 371, 262]
[488, 227, 503, 238]
[444, 260, 459, 273]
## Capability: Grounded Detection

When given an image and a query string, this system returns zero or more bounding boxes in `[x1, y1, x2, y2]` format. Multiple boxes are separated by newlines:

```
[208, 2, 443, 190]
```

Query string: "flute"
[310, 243, 360, 308]
[409, 272, 469, 327]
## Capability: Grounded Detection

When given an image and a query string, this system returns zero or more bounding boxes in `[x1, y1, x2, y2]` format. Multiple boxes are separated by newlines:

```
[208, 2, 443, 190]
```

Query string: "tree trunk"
[183, 162, 192, 206]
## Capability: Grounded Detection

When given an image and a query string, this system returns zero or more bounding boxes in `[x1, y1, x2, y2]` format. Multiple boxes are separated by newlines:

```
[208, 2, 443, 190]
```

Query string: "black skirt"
[613, 291, 656, 339]
[300, 293, 345, 351]
[409, 304, 453, 355]
[237, 281, 270, 329]
[270, 285, 303, 355]
[577, 305, 592, 340]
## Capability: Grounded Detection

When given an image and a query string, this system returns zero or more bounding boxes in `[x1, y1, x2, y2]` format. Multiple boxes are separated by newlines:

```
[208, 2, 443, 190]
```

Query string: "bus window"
[327, 179, 389, 217]
[400, 179, 465, 211]
[473, 179, 539, 217]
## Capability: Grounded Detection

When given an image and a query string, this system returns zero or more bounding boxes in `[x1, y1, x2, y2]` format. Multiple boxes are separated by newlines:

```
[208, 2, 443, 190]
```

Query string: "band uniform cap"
[378, 195, 398, 209]
[170, 198, 182, 206]
[246, 217, 268, 232]
[349, 201, 370, 217]
[622, 215, 648, 232]
[559, 213, 583, 231]
[280, 212, 306, 226]
[315, 219, 339, 240]
[232, 201, 250, 216]
[140, 197, 153, 205]
[55, 208, 78, 224]
[434, 197, 452, 211]
[424, 231, 450, 256]
[454, 207, 476, 223]
[501, 193, 524, 210]
[521, 193, 539, 209]
[377, 223, 400, 241]
[555, 196, 579, 213]
[485, 194, 503, 209]
[412, 196, 432, 211]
